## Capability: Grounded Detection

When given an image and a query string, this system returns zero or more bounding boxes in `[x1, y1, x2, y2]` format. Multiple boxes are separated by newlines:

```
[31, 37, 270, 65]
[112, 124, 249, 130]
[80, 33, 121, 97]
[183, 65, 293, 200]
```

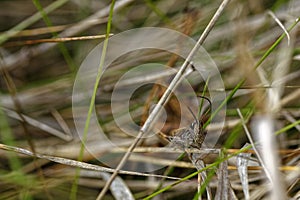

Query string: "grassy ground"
[0, 0, 299, 199]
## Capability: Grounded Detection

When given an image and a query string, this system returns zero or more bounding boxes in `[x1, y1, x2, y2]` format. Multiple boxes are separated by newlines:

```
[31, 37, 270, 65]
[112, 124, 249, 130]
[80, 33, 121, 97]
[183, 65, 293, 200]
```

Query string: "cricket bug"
[162, 95, 214, 199]
[159, 95, 212, 150]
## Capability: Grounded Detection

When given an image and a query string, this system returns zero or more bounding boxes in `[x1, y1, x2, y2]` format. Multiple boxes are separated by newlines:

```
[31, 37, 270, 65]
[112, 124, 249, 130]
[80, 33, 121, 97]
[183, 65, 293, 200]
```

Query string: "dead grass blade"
[3, 34, 112, 47]
[0, 143, 180, 180]
[236, 144, 251, 200]
[2, 107, 72, 141]
[215, 157, 231, 199]
[191, 155, 212, 200]
[251, 115, 287, 200]
[99, 172, 134, 200]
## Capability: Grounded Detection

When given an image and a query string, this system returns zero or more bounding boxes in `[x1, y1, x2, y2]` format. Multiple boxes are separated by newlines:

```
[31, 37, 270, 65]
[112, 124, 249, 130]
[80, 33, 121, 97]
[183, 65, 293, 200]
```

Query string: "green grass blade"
[32, 0, 76, 72]
[276, 119, 300, 135]
[69, 1, 116, 199]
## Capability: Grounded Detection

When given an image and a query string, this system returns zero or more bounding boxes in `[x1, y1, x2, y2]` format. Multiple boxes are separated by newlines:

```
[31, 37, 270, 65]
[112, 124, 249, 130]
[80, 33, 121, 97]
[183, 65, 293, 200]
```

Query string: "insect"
[158, 96, 213, 197]
[162, 96, 212, 150]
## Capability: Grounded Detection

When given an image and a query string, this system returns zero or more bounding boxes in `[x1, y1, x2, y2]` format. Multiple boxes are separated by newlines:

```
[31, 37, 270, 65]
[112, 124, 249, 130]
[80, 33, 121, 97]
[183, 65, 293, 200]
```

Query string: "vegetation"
[0, 0, 299, 199]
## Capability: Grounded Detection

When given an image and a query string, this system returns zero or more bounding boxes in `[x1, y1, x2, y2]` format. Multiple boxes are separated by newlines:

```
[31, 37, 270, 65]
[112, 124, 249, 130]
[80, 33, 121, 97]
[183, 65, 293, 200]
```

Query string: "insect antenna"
[186, 95, 211, 124]
[197, 95, 212, 115]
[197, 95, 212, 124]
[187, 106, 199, 125]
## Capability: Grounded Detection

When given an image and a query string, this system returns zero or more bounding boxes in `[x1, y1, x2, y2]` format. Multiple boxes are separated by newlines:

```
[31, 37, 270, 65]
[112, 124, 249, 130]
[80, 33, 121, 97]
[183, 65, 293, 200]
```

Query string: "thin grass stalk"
[236, 109, 272, 180]
[71, 1, 116, 200]
[0, 143, 181, 180]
